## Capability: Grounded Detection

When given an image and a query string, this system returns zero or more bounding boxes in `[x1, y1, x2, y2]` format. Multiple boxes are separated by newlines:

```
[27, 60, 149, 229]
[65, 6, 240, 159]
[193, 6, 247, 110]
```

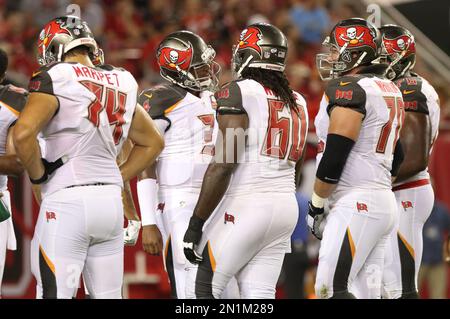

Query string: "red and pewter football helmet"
[379, 25, 416, 79]
[37, 16, 100, 66]
[156, 30, 220, 92]
[316, 18, 381, 80]
[232, 23, 288, 79]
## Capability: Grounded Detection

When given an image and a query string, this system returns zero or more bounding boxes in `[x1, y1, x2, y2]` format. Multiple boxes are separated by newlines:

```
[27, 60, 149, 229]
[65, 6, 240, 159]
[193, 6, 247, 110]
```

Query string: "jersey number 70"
[80, 80, 127, 145]
[261, 99, 307, 162]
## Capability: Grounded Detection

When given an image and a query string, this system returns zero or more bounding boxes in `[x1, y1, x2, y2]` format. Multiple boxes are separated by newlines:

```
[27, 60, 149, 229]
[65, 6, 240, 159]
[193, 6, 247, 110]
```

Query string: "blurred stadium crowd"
[1, 0, 449, 132]
[0, 0, 448, 298]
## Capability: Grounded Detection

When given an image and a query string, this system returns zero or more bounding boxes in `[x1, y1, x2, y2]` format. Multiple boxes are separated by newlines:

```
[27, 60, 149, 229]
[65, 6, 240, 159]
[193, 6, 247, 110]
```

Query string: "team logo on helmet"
[334, 25, 377, 50]
[382, 34, 415, 56]
[237, 27, 262, 55]
[38, 19, 71, 55]
[158, 46, 193, 71]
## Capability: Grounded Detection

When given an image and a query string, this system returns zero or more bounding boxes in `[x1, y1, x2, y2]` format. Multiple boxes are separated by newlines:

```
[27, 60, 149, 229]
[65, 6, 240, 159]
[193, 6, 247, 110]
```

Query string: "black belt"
[66, 183, 107, 189]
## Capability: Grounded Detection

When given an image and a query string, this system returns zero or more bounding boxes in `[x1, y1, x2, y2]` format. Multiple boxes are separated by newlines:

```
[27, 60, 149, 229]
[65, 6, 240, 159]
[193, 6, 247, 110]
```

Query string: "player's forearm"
[193, 162, 236, 221]
[313, 178, 337, 199]
[120, 143, 162, 182]
[137, 165, 158, 226]
[295, 147, 307, 188]
[395, 137, 427, 182]
[0, 155, 24, 176]
[123, 181, 139, 221]
[13, 128, 44, 180]
[31, 184, 42, 204]
[395, 158, 428, 183]
[395, 113, 430, 183]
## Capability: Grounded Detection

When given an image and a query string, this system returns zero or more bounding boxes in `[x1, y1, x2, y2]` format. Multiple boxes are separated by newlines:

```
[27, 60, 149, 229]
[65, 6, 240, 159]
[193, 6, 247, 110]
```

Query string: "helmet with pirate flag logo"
[37, 16, 101, 66]
[316, 18, 381, 80]
[232, 23, 288, 79]
[379, 24, 416, 79]
[156, 30, 220, 92]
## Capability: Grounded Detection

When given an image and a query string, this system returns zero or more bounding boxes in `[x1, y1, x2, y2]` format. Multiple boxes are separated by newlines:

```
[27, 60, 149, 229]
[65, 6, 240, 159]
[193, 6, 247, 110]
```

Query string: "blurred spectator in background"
[418, 200, 450, 299]
[72, 0, 104, 36]
[281, 186, 310, 299]
[289, 0, 330, 45]
[20, 0, 67, 26]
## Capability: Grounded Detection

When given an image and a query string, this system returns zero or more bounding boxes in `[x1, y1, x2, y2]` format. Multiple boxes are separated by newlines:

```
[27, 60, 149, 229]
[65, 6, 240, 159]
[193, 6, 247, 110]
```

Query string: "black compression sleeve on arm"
[316, 133, 355, 184]
[391, 140, 404, 177]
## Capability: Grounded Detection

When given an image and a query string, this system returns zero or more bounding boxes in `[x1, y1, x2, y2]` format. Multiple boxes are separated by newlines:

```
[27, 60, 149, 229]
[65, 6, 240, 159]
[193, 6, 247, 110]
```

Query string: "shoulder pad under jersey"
[0, 84, 28, 114]
[138, 84, 187, 119]
[27, 62, 65, 95]
[97, 64, 126, 72]
[215, 81, 246, 115]
[395, 75, 429, 114]
[325, 75, 366, 117]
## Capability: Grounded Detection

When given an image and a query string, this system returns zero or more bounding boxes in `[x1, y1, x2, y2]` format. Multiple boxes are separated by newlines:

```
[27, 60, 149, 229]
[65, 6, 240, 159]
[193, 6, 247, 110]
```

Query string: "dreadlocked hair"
[241, 68, 298, 113]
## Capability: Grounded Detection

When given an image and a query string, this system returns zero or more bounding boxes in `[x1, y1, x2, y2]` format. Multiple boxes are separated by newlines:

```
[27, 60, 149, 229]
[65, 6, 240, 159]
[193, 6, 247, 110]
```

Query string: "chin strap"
[398, 61, 412, 78]
[235, 55, 254, 79]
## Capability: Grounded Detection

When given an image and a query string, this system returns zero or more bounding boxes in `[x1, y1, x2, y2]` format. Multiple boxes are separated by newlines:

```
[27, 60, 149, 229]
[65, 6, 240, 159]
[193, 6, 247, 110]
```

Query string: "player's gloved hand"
[30, 156, 68, 184]
[307, 199, 325, 240]
[183, 215, 205, 264]
[124, 220, 141, 246]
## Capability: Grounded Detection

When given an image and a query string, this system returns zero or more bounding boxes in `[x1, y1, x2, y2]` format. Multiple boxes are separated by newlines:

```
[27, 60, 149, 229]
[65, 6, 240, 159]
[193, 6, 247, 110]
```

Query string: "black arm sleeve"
[316, 133, 355, 184]
[325, 76, 367, 118]
[215, 81, 247, 115]
[391, 140, 404, 177]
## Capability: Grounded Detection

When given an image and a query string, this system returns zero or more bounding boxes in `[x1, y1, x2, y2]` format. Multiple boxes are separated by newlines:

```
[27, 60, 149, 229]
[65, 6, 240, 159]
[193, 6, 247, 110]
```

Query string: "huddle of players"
[0, 13, 441, 299]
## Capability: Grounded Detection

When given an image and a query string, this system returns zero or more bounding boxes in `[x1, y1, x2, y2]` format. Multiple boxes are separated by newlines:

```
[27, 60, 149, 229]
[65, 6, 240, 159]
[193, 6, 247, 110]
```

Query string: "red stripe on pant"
[392, 179, 430, 192]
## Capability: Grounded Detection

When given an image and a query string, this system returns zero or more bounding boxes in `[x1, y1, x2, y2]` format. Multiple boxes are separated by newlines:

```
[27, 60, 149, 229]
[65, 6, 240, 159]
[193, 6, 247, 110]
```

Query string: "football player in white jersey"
[182, 23, 309, 299]
[13, 16, 163, 299]
[136, 30, 232, 298]
[379, 25, 440, 299]
[0, 48, 27, 297]
[309, 18, 405, 299]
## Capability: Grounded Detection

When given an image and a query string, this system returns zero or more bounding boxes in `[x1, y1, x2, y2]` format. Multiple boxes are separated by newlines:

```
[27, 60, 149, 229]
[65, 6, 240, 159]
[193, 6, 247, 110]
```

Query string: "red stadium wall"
[429, 131, 450, 209]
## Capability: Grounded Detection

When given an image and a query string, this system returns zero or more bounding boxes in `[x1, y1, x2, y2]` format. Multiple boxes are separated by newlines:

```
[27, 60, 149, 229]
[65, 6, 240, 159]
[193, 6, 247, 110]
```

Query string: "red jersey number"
[80, 81, 127, 145]
[376, 96, 405, 154]
[198, 114, 215, 156]
[262, 99, 307, 162]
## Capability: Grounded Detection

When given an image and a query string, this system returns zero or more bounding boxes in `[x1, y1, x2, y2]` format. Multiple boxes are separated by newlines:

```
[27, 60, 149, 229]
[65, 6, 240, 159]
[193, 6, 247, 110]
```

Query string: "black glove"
[30, 157, 67, 185]
[306, 201, 325, 240]
[183, 215, 205, 264]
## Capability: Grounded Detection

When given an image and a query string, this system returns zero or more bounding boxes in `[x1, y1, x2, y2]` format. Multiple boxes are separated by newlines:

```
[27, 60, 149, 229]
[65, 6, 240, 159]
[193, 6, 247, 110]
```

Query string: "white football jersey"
[315, 74, 404, 191]
[138, 84, 217, 192]
[28, 62, 138, 197]
[393, 73, 440, 186]
[214, 79, 308, 196]
[0, 85, 27, 191]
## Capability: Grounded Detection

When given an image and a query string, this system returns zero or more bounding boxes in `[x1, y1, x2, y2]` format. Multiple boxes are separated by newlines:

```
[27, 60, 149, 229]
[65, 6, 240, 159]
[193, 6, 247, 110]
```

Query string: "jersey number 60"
[261, 99, 307, 162]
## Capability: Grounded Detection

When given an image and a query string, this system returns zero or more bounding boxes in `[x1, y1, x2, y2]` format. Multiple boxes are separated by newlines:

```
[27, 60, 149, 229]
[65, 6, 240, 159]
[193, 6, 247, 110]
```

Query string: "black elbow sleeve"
[391, 140, 404, 177]
[316, 134, 355, 184]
